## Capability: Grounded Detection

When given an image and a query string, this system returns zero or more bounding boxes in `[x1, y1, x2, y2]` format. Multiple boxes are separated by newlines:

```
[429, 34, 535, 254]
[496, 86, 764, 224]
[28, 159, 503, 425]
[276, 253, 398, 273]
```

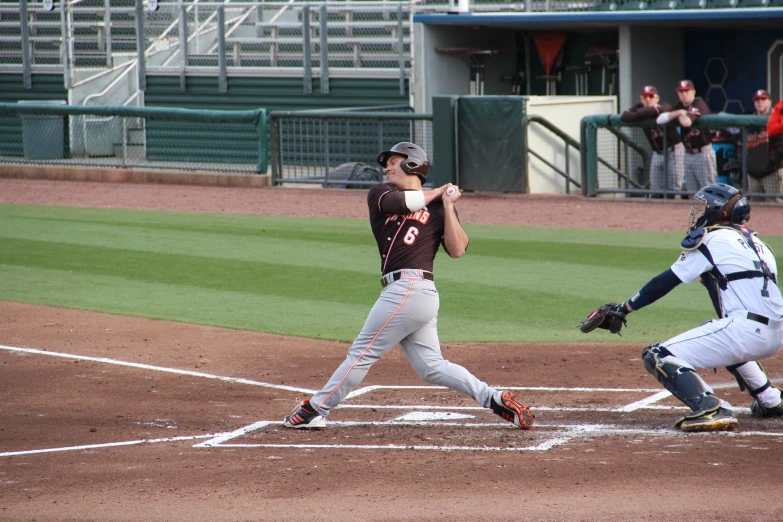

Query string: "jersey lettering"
[403, 209, 430, 225]
[385, 210, 430, 226]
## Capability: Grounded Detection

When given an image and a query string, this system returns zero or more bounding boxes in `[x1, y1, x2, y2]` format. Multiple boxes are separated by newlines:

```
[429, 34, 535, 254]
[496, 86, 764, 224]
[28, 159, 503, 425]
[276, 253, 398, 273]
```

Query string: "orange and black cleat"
[283, 399, 326, 429]
[490, 390, 534, 429]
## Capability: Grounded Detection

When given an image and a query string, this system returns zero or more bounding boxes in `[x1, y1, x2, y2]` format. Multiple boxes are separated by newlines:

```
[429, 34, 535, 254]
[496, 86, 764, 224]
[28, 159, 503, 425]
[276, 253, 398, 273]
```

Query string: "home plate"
[393, 411, 476, 421]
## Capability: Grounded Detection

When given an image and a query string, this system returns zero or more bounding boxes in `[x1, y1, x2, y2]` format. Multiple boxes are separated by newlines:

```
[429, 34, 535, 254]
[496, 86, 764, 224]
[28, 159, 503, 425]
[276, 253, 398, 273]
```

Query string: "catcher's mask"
[688, 183, 750, 232]
[377, 142, 430, 184]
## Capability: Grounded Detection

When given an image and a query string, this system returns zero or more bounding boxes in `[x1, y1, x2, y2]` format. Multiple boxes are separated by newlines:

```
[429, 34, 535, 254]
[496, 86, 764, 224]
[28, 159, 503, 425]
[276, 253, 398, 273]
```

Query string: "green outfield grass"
[1, 204, 781, 343]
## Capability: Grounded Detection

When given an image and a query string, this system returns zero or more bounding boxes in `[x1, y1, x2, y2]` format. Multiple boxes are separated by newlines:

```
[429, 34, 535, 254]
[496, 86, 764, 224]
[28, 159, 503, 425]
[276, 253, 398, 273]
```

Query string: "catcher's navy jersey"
[367, 183, 453, 275]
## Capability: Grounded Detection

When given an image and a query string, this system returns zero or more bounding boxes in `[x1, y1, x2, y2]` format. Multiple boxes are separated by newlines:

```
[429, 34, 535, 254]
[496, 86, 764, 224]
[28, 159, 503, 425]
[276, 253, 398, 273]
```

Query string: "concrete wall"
[413, 23, 516, 113]
[618, 25, 684, 112]
[525, 95, 617, 194]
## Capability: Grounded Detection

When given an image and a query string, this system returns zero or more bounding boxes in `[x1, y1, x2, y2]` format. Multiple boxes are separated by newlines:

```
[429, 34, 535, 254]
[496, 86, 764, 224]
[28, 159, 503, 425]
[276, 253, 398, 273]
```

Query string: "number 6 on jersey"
[404, 226, 419, 245]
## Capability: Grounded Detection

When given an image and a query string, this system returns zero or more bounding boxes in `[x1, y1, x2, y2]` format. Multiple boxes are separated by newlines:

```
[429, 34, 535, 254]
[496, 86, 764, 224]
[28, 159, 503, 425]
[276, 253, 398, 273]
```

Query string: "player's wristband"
[404, 190, 426, 212]
[627, 292, 650, 311]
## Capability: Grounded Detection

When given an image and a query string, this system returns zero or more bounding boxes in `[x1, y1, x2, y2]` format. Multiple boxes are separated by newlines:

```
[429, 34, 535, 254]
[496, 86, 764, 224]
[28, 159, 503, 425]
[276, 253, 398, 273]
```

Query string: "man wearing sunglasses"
[621, 85, 684, 197]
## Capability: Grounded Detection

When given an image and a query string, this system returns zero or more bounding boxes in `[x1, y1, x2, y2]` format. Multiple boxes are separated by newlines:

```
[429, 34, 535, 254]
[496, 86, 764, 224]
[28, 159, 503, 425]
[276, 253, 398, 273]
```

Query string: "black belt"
[747, 312, 769, 325]
[381, 271, 434, 287]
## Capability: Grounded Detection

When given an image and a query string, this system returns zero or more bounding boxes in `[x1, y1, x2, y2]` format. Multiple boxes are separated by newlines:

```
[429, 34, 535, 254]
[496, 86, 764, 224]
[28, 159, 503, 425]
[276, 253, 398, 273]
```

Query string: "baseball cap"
[641, 85, 658, 96]
[752, 89, 770, 100]
[676, 79, 695, 91]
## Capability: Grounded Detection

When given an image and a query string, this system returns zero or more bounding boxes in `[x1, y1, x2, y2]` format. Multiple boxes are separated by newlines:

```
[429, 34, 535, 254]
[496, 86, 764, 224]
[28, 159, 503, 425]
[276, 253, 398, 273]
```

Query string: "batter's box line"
[194, 420, 783, 453]
[333, 404, 756, 414]
[344, 384, 662, 399]
[194, 420, 578, 452]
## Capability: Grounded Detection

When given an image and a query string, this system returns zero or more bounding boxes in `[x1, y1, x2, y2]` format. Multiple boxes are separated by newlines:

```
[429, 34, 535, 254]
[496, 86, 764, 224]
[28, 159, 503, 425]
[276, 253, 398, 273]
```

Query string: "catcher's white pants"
[310, 272, 496, 417]
[660, 310, 783, 408]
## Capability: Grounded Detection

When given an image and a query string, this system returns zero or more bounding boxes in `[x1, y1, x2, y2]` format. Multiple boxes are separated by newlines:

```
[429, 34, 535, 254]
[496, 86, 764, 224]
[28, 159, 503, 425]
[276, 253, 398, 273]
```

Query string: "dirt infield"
[2, 179, 783, 522]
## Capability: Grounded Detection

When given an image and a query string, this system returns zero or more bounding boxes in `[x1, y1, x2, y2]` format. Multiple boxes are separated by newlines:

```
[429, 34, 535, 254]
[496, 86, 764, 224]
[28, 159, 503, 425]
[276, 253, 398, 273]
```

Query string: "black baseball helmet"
[377, 142, 430, 183]
[688, 183, 750, 231]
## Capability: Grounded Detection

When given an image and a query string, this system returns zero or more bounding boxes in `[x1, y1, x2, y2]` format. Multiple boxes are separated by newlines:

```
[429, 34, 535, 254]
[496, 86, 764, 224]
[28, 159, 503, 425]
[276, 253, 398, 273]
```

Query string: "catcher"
[580, 183, 783, 432]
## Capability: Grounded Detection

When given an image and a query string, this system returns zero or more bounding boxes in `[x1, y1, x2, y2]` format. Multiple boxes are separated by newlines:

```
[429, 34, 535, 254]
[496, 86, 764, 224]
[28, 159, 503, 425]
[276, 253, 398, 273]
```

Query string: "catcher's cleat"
[750, 399, 783, 418]
[675, 406, 738, 432]
[490, 390, 534, 429]
[283, 399, 326, 429]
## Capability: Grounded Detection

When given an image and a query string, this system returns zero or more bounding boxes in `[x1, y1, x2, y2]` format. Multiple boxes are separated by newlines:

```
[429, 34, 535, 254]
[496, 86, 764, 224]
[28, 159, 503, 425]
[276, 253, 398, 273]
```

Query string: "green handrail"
[580, 113, 770, 196]
[0, 103, 268, 174]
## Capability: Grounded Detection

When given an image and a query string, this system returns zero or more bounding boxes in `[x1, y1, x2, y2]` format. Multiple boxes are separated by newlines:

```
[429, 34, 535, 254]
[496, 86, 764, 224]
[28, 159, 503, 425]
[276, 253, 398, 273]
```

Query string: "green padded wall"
[144, 76, 408, 111]
[143, 76, 409, 166]
[0, 74, 67, 157]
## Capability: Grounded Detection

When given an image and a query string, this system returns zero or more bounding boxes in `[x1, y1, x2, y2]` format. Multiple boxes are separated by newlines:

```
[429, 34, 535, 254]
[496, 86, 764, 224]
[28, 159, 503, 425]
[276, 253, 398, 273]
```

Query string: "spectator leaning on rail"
[657, 80, 717, 192]
[741, 89, 783, 202]
[621, 85, 684, 197]
[767, 92, 783, 200]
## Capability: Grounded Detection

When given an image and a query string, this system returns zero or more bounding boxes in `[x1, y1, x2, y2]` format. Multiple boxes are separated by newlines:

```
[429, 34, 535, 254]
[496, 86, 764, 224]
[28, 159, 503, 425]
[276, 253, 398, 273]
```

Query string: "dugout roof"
[413, 7, 783, 29]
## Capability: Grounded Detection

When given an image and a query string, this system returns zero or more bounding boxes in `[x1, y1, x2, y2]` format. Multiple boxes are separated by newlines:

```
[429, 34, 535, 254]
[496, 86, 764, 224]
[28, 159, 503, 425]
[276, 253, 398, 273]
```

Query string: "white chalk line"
[619, 390, 673, 412]
[0, 433, 218, 458]
[196, 419, 783, 453]
[345, 384, 662, 399]
[193, 421, 273, 447]
[0, 343, 776, 455]
[0, 344, 316, 394]
[333, 404, 705, 413]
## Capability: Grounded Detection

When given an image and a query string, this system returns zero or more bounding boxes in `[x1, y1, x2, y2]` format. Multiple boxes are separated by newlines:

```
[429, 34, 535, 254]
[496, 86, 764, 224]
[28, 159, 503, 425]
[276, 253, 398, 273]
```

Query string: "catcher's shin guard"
[726, 362, 783, 416]
[642, 343, 721, 413]
[726, 361, 773, 399]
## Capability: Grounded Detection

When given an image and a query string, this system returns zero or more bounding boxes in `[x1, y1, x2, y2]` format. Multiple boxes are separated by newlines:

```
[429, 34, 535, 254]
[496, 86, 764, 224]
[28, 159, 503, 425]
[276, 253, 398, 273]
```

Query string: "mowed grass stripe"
[0, 265, 369, 340]
[0, 215, 380, 272]
[1, 207, 682, 272]
[1, 203, 780, 343]
[0, 261, 710, 343]
[0, 237, 380, 306]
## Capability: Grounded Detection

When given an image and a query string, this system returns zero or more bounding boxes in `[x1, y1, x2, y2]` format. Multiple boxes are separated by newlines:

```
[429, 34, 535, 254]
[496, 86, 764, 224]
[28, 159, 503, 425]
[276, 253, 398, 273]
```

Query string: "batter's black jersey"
[367, 183, 456, 275]
[673, 97, 712, 152]
[620, 102, 681, 153]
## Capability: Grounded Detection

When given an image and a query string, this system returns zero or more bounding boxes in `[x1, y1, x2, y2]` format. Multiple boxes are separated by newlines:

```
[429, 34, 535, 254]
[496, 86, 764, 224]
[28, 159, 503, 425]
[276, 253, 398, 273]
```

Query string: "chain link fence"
[0, 102, 268, 173]
[269, 109, 432, 187]
[581, 114, 783, 203]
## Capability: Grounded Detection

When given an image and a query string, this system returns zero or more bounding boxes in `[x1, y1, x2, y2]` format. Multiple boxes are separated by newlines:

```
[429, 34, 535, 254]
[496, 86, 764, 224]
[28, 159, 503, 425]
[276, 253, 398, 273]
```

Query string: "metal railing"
[269, 109, 432, 186]
[581, 113, 783, 203]
[4, 0, 621, 88]
[0, 102, 268, 174]
[523, 115, 582, 193]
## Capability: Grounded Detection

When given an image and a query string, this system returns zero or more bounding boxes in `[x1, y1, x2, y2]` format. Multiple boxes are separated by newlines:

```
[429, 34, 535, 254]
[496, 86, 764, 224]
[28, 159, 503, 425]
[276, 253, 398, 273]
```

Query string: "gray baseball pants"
[310, 269, 496, 417]
[650, 143, 684, 192]
[682, 145, 717, 191]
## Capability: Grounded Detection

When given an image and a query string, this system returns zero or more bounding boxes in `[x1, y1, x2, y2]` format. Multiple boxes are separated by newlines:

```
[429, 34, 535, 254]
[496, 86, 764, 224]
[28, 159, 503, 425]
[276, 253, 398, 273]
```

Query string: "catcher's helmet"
[688, 183, 750, 231]
[377, 142, 430, 183]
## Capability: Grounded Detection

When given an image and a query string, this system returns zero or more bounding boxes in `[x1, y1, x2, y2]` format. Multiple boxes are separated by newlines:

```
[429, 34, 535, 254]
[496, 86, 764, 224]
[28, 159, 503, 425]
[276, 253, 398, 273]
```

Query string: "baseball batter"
[607, 183, 783, 431]
[657, 79, 717, 192]
[283, 142, 534, 430]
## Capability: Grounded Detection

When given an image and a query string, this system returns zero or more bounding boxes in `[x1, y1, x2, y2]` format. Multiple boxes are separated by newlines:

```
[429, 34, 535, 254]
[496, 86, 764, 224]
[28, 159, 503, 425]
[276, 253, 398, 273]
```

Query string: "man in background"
[621, 85, 683, 197]
[743, 89, 782, 201]
[657, 80, 716, 192]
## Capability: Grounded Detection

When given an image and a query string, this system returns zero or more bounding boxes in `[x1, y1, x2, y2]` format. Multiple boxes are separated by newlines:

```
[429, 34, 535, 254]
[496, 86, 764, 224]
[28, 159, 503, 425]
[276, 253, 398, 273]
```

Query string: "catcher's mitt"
[579, 303, 628, 335]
